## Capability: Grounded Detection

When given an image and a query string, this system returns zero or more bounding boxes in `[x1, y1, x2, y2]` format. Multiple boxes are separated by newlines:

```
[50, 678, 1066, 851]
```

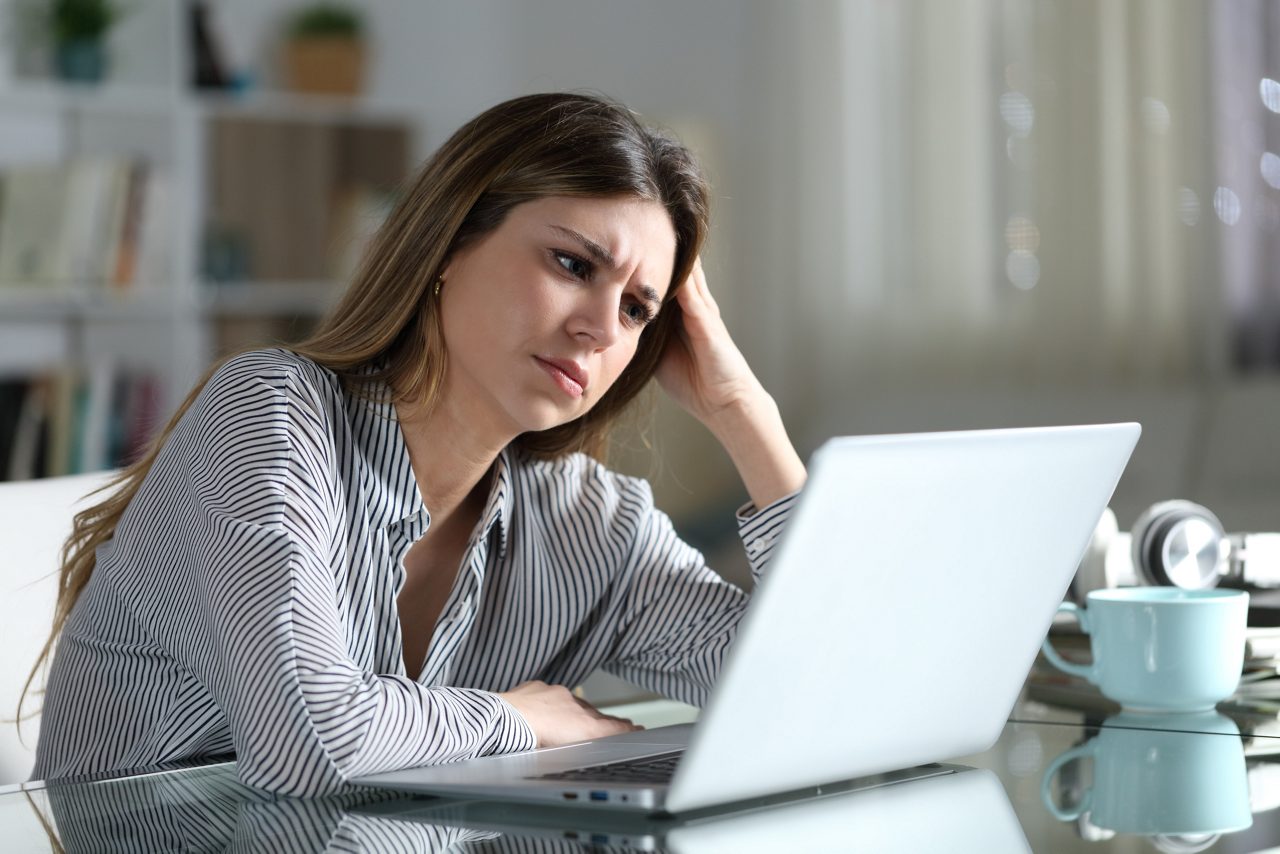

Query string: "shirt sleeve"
[159, 358, 535, 797]
[602, 487, 799, 706]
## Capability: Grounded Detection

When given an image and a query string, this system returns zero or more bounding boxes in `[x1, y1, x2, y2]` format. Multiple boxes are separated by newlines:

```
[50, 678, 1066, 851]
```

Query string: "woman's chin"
[514, 402, 587, 436]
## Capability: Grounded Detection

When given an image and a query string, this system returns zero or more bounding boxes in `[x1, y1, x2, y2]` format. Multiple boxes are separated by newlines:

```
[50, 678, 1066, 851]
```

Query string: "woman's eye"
[622, 302, 655, 327]
[555, 251, 590, 279]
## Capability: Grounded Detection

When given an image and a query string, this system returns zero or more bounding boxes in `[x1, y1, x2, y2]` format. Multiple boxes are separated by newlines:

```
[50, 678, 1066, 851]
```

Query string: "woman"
[27, 93, 807, 797]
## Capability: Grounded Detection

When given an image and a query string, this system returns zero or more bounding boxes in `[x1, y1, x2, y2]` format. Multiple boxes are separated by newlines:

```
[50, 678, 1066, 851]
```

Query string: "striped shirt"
[33, 349, 796, 797]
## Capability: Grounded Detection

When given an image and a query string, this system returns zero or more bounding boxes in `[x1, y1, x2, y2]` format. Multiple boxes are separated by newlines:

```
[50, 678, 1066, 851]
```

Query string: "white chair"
[0, 470, 119, 785]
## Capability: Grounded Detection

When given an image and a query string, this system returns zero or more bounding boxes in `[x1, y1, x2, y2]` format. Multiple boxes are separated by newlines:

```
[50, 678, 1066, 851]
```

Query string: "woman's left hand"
[656, 257, 807, 507]
[655, 258, 764, 427]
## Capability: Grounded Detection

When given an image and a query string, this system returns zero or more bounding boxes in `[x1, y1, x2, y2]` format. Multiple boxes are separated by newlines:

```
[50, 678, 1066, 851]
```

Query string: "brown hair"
[19, 92, 709, 729]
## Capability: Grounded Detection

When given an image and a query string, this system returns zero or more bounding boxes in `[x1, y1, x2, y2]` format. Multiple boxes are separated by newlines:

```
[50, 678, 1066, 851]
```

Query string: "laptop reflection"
[356, 764, 1029, 853]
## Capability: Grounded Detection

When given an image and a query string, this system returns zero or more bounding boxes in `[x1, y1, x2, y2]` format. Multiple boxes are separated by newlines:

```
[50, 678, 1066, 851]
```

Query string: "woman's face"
[437, 195, 677, 440]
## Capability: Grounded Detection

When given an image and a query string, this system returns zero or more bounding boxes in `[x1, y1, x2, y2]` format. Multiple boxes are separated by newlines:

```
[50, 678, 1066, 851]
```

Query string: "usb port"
[562, 792, 578, 800]
[589, 791, 608, 801]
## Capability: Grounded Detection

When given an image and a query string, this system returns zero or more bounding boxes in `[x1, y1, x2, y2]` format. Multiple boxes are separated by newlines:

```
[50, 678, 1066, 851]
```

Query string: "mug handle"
[1040, 601, 1096, 682]
[1040, 742, 1095, 822]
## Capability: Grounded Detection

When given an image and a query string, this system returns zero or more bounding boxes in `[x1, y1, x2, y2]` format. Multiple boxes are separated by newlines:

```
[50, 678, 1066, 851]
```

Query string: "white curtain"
[1211, 0, 1280, 370]
[759, 0, 1225, 421]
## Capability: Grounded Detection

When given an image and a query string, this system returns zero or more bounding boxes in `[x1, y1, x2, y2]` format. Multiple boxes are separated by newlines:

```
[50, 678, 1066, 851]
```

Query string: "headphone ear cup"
[1073, 507, 1120, 601]
[1129, 500, 1226, 589]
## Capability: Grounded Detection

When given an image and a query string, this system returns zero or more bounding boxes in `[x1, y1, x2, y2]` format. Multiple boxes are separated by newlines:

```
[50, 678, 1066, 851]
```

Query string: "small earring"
[434, 276, 444, 298]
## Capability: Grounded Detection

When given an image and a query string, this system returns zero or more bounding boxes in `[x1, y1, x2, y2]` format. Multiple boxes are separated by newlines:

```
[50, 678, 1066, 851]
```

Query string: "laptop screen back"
[667, 423, 1140, 812]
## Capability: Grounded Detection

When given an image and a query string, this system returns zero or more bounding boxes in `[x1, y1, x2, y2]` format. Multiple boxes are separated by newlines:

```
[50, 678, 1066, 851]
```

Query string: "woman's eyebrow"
[549, 224, 617, 269]
[548, 224, 661, 305]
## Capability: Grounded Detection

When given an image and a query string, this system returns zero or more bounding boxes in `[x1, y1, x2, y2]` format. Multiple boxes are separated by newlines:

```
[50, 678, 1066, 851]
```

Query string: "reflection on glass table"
[6, 758, 1026, 853]
[10, 708, 1280, 851]
[358, 765, 1026, 852]
[1016, 679, 1280, 752]
[961, 713, 1280, 852]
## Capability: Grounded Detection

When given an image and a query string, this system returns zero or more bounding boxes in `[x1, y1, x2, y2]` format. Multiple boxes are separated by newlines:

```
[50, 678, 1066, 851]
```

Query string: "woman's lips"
[535, 357, 586, 398]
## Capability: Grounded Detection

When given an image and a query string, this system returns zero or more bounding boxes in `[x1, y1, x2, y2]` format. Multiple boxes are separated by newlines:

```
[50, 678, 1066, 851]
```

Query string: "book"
[0, 367, 164, 481]
[134, 169, 172, 288]
[75, 360, 115, 472]
[54, 159, 110, 283]
[92, 162, 132, 286]
[0, 381, 28, 474]
[0, 164, 71, 285]
[7, 378, 48, 480]
[0, 158, 161, 291]
[45, 369, 77, 477]
[111, 161, 150, 289]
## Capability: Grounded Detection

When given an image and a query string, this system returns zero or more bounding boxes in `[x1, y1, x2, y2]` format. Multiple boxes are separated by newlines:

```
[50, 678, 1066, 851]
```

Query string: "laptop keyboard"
[535, 750, 683, 784]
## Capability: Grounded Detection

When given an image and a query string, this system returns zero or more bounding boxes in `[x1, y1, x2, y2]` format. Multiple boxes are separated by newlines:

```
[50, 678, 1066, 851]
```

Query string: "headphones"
[1071, 500, 1280, 600]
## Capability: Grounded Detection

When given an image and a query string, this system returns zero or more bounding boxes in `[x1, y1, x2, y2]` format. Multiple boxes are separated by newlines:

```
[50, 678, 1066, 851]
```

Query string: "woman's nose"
[567, 294, 621, 348]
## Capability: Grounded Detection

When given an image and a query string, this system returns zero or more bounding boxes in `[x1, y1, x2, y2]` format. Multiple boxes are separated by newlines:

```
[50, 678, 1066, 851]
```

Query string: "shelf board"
[0, 81, 421, 125]
[192, 90, 421, 125]
[201, 281, 339, 316]
[0, 282, 339, 318]
[0, 80, 180, 116]
[0, 288, 177, 319]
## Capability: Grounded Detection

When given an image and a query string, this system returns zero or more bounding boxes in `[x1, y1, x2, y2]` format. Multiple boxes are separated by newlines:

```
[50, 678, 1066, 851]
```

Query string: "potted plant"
[49, 0, 123, 83]
[283, 3, 365, 97]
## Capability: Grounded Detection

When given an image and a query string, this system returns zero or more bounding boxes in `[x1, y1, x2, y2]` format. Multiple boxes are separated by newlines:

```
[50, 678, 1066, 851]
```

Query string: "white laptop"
[354, 423, 1140, 815]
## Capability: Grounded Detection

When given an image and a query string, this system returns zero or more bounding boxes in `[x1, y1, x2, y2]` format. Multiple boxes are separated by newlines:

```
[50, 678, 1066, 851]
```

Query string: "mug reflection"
[1041, 710, 1252, 848]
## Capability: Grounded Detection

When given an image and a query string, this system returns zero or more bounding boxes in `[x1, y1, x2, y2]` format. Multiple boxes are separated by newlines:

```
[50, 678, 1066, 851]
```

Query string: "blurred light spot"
[1177, 187, 1200, 226]
[999, 91, 1035, 136]
[1140, 97, 1171, 134]
[1262, 78, 1280, 113]
[1005, 215, 1041, 252]
[1262, 152, 1280, 189]
[1214, 186, 1242, 225]
[1006, 250, 1040, 290]
[1006, 135, 1033, 169]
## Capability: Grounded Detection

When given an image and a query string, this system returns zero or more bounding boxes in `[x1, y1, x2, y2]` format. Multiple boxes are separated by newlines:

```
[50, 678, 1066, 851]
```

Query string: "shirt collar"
[346, 371, 426, 533]
[345, 369, 514, 554]
[480, 447, 514, 559]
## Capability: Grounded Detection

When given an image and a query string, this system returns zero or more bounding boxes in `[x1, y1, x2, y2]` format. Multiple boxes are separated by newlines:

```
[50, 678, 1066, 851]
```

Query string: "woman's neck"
[394, 396, 508, 528]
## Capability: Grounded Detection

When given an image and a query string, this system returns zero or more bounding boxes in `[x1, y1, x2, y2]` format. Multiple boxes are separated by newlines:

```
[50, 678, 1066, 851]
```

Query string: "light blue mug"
[1040, 587, 1249, 711]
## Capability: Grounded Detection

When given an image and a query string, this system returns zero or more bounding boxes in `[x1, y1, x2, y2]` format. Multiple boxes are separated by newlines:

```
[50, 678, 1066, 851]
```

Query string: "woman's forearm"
[706, 388, 807, 510]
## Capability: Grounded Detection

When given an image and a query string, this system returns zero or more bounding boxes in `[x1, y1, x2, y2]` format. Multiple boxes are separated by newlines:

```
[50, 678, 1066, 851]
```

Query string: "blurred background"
[1, 0, 1279, 587]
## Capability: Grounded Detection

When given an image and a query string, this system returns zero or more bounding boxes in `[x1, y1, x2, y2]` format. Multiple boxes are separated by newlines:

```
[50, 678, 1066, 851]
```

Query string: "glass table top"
[7, 696, 1280, 853]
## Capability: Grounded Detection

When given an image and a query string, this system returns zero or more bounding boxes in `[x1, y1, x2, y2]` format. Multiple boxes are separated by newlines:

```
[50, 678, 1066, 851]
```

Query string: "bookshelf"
[0, 27, 419, 481]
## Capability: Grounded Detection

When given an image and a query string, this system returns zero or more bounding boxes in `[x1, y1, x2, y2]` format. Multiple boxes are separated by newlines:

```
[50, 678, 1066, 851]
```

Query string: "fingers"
[501, 681, 645, 747]
[572, 695, 642, 730]
[676, 256, 720, 324]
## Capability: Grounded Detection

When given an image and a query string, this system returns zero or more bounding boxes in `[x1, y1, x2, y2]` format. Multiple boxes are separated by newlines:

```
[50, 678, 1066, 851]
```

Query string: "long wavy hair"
[19, 92, 710, 728]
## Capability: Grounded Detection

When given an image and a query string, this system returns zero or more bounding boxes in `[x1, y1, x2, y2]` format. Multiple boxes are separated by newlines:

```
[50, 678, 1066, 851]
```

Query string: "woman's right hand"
[498, 680, 643, 747]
